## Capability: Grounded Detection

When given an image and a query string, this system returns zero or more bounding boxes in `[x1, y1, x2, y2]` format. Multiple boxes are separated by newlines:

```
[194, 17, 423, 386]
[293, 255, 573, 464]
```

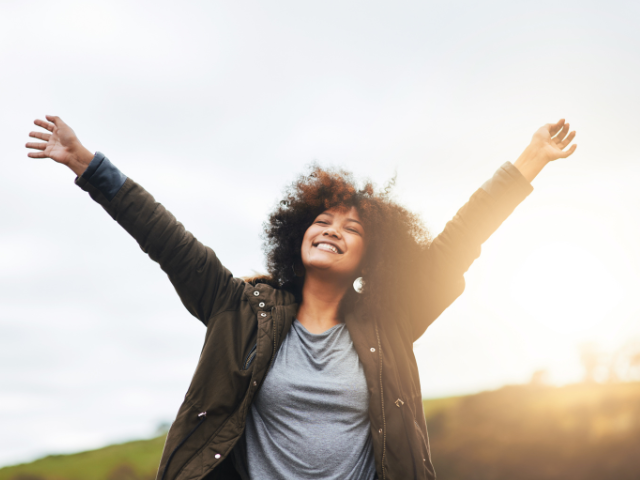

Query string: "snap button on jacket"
[75, 161, 533, 480]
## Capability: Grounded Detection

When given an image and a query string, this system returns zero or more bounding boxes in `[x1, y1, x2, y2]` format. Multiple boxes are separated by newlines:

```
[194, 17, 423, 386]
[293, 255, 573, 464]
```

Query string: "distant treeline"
[2, 382, 639, 480]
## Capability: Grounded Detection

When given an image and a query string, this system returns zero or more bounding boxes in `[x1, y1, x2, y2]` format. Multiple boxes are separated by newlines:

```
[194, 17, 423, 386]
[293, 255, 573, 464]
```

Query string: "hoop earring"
[353, 277, 365, 294]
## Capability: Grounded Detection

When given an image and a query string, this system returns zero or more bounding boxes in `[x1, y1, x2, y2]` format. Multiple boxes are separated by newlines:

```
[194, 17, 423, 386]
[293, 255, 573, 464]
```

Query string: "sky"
[1, 0, 640, 468]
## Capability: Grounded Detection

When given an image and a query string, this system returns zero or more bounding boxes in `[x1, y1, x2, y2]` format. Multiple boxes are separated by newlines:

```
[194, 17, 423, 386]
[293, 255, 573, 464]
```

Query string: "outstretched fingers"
[548, 118, 566, 137]
[25, 139, 48, 158]
[29, 131, 51, 141]
[557, 130, 576, 149]
[559, 143, 577, 158]
[34, 118, 54, 132]
[28, 118, 57, 158]
[25, 141, 46, 150]
[553, 123, 570, 143]
[26, 126, 51, 157]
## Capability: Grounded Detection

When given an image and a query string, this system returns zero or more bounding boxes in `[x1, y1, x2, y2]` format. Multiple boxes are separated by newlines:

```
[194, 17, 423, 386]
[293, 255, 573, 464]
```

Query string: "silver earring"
[353, 277, 365, 294]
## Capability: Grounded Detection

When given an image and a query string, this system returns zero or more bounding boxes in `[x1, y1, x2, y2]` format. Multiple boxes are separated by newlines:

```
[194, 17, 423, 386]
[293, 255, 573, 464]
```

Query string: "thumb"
[45, 115, 65, 128]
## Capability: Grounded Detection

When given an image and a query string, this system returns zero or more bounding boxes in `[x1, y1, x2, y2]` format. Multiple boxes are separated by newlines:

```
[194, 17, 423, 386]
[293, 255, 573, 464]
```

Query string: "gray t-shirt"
[233, 319, 377, 480]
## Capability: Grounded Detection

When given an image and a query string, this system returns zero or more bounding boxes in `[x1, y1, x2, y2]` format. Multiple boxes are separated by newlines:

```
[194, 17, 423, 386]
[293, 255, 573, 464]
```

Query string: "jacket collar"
[243, 281, 297, 315]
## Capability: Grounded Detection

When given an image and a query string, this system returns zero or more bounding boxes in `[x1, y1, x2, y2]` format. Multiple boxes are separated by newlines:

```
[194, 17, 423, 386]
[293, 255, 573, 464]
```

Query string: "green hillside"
[0, 436, 166, 480]
[2, 382, 639, 480]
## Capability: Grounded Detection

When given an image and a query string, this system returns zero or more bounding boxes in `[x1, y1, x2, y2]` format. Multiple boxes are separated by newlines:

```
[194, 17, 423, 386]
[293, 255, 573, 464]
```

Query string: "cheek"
[300, 227, 317, 255]
[301, 227, 315, 246]
[350, 238, 366, 264]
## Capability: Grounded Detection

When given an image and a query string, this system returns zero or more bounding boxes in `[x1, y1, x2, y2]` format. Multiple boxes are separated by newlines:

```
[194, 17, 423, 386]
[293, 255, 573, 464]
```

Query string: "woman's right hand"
[26, 115, 95, 177]
[513, 119, 577, 183]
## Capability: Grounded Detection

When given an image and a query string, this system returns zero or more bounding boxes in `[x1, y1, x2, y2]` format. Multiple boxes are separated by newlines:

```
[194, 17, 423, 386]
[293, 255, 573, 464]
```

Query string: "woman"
[26, 116, 576, 480]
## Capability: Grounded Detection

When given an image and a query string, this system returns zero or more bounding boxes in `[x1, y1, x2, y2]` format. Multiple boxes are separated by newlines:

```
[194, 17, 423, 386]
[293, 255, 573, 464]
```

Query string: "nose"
[323, 227, 341, 239]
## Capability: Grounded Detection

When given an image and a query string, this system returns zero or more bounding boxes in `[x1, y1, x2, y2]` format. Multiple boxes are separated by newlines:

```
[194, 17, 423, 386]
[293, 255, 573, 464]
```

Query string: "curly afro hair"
[259, 164, 431, 319]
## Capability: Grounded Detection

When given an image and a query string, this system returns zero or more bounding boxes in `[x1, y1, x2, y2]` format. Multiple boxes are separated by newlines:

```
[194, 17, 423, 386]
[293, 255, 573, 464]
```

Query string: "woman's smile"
[301, 206, 366, 278]
[314, 242, 342, 254]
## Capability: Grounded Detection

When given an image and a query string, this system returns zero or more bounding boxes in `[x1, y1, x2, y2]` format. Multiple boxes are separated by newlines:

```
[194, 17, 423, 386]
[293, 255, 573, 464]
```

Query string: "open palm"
[513, 119, 577, 182]
[26, 115, 94, 176]
[531, 119, 577, 162]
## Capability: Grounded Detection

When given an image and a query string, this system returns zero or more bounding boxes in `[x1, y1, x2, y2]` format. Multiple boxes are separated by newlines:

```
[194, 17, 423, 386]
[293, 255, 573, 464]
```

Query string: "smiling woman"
[259, 167, 431, 336]
[26, 115, 576, 480]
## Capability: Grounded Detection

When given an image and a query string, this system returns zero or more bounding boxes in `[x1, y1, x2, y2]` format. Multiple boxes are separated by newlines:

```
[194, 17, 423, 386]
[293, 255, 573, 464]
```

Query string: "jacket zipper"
[268, 307, 278, 371]
[375, 324, 386, 480]
[242, 344, 257, 370]
[160, 411, 207, 480]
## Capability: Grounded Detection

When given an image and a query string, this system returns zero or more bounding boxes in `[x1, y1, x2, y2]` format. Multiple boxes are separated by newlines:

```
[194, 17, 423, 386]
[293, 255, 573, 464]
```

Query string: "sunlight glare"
[510, 242, 622, 335]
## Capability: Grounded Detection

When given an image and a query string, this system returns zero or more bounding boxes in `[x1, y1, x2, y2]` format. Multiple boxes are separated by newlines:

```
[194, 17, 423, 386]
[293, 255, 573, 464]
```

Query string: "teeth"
[316, 243, 339, 254]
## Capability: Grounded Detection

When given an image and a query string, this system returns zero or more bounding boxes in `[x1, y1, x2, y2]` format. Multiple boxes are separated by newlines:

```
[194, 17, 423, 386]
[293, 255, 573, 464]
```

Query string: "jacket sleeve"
[410, 162, 534, 341]
[75, 152, 241, 325]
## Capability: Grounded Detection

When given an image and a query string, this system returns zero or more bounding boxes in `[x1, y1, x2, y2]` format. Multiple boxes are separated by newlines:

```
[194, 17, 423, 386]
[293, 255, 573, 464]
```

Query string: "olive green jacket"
[76, 158, 532, 480]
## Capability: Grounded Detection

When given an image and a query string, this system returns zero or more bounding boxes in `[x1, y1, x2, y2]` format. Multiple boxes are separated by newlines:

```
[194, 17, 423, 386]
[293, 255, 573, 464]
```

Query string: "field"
[428, 382, 640, 480]
[0, 437, 165, 480]
[2, 382, 639, 480]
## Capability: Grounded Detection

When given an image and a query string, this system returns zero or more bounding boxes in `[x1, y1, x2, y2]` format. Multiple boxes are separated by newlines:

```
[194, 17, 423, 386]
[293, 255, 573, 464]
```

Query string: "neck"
[296, 273, 350, 334]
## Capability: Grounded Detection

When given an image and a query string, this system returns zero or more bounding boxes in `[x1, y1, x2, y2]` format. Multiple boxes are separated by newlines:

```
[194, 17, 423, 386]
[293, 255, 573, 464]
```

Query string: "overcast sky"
[1, 0, 639, 467]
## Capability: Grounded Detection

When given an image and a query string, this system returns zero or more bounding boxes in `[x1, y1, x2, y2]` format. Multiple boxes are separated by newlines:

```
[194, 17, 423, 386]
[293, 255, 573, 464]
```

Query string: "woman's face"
[300, 206, 366, 281]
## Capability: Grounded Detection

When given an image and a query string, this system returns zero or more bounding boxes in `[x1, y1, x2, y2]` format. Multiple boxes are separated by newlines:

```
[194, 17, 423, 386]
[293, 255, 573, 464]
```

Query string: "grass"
[0, 436, 166, 480]
[2, 382, 640, 480]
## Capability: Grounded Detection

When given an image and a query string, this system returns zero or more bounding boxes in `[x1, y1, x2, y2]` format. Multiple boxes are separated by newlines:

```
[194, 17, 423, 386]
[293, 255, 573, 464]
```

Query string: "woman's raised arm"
[409, 120, 577, 341]
[25, 116, 243, 325]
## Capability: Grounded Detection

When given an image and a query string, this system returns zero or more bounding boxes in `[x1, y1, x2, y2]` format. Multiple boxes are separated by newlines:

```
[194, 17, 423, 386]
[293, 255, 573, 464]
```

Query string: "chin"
[305, 260, 335, 271]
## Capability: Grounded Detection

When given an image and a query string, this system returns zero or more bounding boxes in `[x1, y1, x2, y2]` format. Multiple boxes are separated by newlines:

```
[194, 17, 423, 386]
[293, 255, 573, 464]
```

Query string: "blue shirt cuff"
[80, 152, 127, 202]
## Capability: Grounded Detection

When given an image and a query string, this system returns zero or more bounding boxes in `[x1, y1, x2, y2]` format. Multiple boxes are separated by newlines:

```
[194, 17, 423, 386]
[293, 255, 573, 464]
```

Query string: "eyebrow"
[319, 212, 364, 227]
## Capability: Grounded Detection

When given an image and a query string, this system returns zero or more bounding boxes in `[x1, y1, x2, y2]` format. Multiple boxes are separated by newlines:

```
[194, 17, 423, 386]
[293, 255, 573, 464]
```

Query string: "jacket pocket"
[242, 344, 257, 370]
[160, 410, 208, 480]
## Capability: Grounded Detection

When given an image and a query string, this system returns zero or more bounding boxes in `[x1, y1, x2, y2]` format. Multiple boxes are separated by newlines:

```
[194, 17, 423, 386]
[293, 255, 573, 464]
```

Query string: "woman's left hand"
[513, 119, 577, 183]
